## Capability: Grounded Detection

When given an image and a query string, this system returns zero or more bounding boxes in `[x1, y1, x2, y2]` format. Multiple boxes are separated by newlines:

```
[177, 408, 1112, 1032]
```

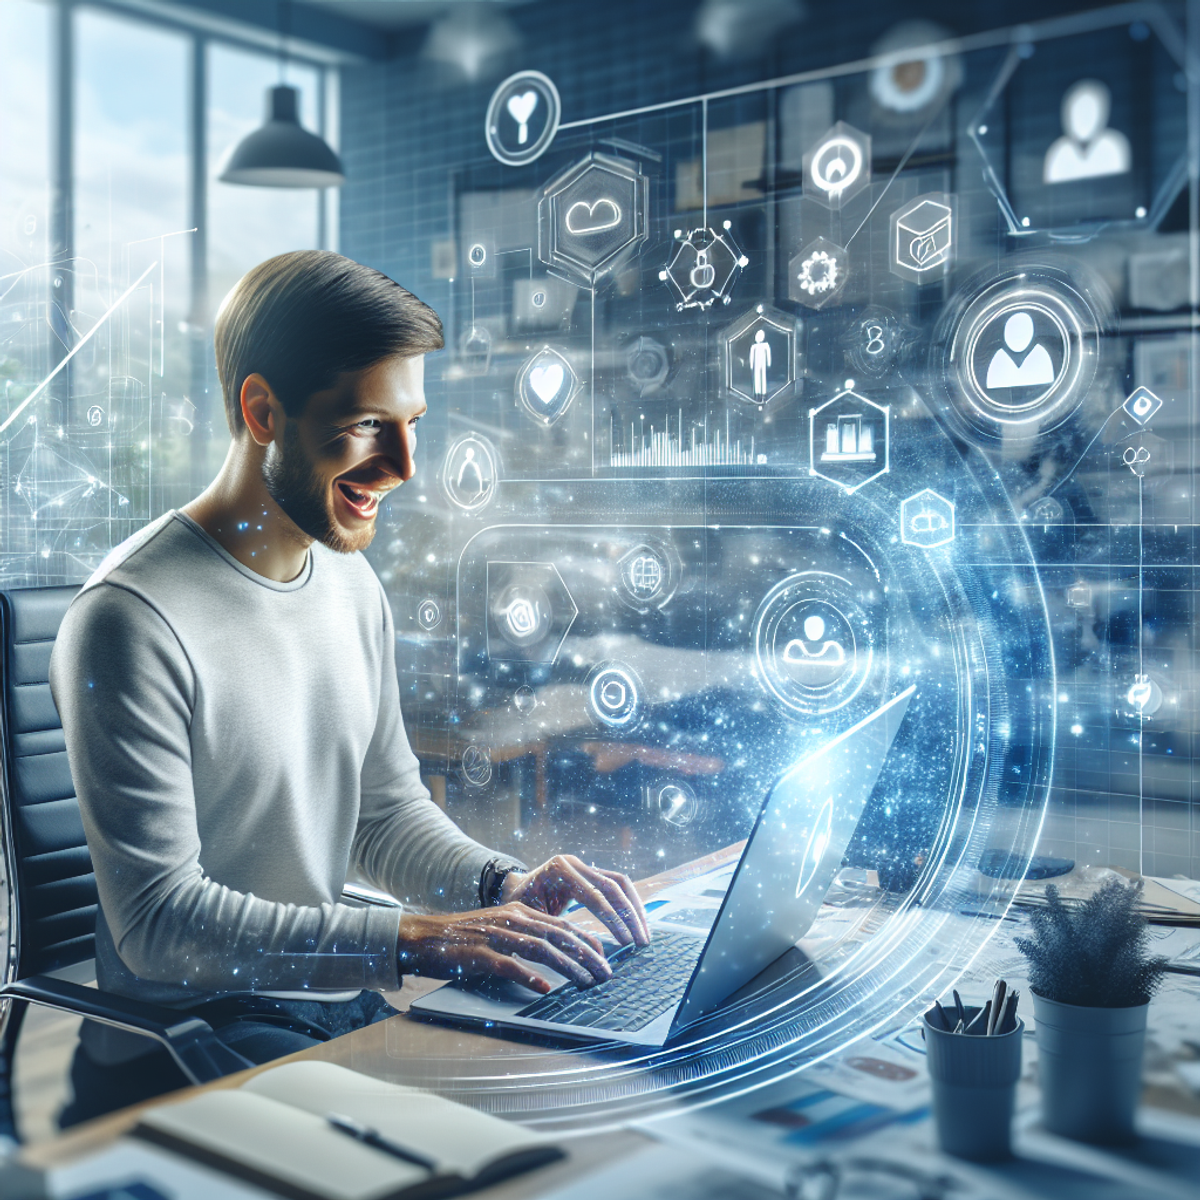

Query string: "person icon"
[781, 613, 849, 686]
[749, 328, 772, 399]
[454, 445, 487, 502]
[985, 312, 1056, 392]
[1043, 80, 1130, 184]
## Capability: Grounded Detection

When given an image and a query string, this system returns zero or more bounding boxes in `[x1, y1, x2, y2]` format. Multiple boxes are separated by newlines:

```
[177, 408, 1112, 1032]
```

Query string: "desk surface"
[19, 850, 1200, 1200]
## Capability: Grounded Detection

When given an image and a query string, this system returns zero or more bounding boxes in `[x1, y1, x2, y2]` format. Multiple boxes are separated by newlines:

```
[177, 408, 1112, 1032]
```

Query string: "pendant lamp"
[219, 84, 344, 188]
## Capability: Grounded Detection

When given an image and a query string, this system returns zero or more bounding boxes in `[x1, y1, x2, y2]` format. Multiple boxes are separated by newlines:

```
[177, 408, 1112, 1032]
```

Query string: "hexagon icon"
[900, 489, 955, 548]
[803, 122, 871, 209]
[485, 561, 578, 665]
[788, 237, 848, 310]
[809, 390, 889, 493]
[659, 222, 748, 310]
[890, 193, 954, 282]
[721, 304, 797, 407]
[538, 152, 648, 286]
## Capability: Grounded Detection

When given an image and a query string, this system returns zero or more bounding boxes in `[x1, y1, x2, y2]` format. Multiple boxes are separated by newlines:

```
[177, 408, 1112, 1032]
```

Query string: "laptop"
[411, 685, 915, 1047]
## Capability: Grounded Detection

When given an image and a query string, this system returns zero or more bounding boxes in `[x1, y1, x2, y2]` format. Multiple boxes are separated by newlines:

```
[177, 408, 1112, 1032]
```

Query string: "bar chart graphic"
[610, 409, 759, 468]
[820, 413, 877, 462]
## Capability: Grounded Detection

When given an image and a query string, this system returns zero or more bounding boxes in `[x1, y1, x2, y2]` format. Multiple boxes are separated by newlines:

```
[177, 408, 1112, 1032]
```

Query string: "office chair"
[0, 586, 253, 1142]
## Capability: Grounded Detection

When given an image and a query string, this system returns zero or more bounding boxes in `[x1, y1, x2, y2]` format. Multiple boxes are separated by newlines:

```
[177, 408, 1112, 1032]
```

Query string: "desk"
[16, 848, 740, 1194]
[17, 858, 1200, 1200]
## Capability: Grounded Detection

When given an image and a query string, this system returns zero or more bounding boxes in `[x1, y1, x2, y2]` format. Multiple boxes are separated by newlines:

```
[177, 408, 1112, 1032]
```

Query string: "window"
[0, 2, 331, 586]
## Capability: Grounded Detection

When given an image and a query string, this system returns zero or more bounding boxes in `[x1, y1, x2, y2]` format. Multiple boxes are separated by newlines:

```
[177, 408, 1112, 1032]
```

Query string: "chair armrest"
[0, 976, 252, 1086]
[340, 881, 403, 909]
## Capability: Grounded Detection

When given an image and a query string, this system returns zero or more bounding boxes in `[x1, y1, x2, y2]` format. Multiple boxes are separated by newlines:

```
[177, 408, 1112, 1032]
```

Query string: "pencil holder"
[923, 1006, 1024, 1162]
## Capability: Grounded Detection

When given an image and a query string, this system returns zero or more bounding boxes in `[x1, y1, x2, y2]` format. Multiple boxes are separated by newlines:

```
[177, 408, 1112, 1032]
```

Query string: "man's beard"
[261, 424, 373, 555]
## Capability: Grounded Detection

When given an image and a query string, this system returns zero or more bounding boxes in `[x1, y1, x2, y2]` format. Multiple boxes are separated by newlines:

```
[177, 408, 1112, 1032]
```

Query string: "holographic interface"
[8, 0, 1193, 1132]
[374, 4, 1190, 1125]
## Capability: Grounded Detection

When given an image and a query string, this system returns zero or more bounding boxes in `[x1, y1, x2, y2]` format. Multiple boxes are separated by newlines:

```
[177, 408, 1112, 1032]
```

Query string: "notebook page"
[136, 1089, 431, 1200]
[244, 1061, 557, 1180]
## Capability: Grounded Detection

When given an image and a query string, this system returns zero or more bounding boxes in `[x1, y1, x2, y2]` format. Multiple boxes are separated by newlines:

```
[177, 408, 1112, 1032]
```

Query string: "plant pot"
[1031, 990, 1148, 1144]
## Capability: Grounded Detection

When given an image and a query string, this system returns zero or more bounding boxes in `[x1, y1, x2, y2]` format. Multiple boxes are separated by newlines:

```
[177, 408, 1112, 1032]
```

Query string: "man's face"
[262, 354, 427, 554]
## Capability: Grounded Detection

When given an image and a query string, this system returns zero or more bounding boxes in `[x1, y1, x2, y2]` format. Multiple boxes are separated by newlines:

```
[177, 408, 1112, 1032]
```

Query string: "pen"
[965, 1001, 990, 1035]
[933, 999, 951, 1031]
[326, 1113, 438, 1172]
[1000, 989, 1020, 1034]
[987, 980, 1007, 1036]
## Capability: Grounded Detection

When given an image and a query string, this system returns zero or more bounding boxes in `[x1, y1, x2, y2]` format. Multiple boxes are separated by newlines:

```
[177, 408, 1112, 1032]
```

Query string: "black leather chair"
[0, 586, 251, 1141]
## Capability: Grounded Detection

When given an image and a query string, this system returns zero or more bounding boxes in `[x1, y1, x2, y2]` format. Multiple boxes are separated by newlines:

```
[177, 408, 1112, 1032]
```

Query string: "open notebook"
[131, 1060, 563, 1200]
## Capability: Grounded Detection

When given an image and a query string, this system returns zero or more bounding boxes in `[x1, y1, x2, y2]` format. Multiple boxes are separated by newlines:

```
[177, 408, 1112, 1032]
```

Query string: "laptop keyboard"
[516, 929, 703, 1032]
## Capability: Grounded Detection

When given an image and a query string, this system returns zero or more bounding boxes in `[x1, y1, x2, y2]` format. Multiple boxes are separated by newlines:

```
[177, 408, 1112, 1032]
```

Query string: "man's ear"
[241, 373, 281, 448]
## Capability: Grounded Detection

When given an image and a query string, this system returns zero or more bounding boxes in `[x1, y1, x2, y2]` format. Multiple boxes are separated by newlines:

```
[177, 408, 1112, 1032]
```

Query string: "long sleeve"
[352, 581, 523, 913]
[51, 582, 403, 995]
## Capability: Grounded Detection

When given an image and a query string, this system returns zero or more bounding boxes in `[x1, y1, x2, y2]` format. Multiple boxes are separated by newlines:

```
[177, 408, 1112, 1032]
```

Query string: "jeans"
[58, 989, 398, 1129]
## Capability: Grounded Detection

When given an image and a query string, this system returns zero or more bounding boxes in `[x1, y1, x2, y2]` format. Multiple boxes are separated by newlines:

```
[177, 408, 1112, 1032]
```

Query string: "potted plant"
[1015, 877, 1168, 1143]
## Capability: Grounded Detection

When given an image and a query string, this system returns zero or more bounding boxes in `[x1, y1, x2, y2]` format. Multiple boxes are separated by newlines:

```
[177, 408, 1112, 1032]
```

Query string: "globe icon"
[628, 554, 662, 597]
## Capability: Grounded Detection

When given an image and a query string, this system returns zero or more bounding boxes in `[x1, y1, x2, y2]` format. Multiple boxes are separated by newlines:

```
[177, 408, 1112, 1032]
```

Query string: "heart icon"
[565, 198, 622, 235]
[506, 90, 538, 145]
[529, 364, 564, 405]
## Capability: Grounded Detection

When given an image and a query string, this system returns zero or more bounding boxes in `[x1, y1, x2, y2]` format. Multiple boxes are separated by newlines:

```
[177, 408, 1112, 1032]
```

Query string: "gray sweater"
[50, 511, 507, 1019]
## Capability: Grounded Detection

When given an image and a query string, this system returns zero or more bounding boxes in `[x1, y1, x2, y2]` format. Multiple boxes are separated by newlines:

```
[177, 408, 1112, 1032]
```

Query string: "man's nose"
[380, 423, 417, 482]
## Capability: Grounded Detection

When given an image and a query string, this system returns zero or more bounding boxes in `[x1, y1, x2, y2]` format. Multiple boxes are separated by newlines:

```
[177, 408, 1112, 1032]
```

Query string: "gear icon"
[798, 249, 839, 295]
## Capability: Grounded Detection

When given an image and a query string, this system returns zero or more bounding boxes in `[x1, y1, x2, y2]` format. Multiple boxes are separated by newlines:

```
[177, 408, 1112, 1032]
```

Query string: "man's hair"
[214, 250, 444, 435]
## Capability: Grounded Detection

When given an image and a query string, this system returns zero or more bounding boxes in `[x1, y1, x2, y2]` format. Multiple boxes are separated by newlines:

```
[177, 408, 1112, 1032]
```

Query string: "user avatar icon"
[749, 330, 772, 399]
[984, 312, 1057, 392]
[442, 434, 498, 513]
[1043, 80, 1130, 184]
[721, 304, 796, 407]
[781, 613, 850, 687]
[754, 573, 876, 718]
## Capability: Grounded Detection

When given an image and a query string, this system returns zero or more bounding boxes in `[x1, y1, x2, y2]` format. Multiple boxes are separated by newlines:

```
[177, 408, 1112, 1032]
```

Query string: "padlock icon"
[690, 248, 716, 290]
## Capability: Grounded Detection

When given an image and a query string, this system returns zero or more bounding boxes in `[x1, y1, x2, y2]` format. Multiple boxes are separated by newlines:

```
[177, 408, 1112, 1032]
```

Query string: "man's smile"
[334, 473, 399, 520]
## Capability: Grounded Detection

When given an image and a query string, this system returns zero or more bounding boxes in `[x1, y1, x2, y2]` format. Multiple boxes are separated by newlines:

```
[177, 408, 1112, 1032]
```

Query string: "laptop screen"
[672, 685, 916, 1029]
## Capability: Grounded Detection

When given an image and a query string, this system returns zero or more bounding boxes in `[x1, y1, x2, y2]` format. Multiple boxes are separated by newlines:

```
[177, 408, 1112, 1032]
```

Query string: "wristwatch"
[479, 858, 526, 907]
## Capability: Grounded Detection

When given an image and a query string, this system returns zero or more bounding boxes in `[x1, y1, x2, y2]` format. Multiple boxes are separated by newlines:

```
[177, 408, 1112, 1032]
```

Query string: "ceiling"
[298, 0, 531, 31]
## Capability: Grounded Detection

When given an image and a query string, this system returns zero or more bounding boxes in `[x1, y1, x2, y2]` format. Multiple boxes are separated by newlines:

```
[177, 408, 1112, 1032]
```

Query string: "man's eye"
[356, 419, 381, 430]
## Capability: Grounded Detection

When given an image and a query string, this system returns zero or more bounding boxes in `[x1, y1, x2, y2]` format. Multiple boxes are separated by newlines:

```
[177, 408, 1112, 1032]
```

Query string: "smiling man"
[50, 251, 648, 1123]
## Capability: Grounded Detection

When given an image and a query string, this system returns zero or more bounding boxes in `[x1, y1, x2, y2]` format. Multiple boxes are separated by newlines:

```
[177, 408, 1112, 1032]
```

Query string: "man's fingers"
[490, 911, 610, 983]
[597, 868, 651, 944]
[483, 952, 553, 994]
[499, 902, 605, 956]
[561, 858, 649, 946]
[534, 920, 612, 980]
[557, 860, 639, 946]
[500, 930, 607, 988]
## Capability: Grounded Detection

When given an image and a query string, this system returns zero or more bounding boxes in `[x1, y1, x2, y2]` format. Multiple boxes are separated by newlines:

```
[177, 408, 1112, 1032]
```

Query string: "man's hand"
[501, 854, 651, 948]
[397, 904, 612, 994]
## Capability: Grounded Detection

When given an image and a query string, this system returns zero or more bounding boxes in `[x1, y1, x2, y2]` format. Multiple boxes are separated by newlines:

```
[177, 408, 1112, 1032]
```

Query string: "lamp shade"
[219, 85, 344, 188]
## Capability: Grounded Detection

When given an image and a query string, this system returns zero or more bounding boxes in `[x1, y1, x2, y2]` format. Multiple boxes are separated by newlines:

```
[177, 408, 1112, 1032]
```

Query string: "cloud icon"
[566, 198, 622, 235]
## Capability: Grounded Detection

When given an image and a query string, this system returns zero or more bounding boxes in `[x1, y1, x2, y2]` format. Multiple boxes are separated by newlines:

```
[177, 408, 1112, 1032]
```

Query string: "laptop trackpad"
[412, 959, 570, 1021]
